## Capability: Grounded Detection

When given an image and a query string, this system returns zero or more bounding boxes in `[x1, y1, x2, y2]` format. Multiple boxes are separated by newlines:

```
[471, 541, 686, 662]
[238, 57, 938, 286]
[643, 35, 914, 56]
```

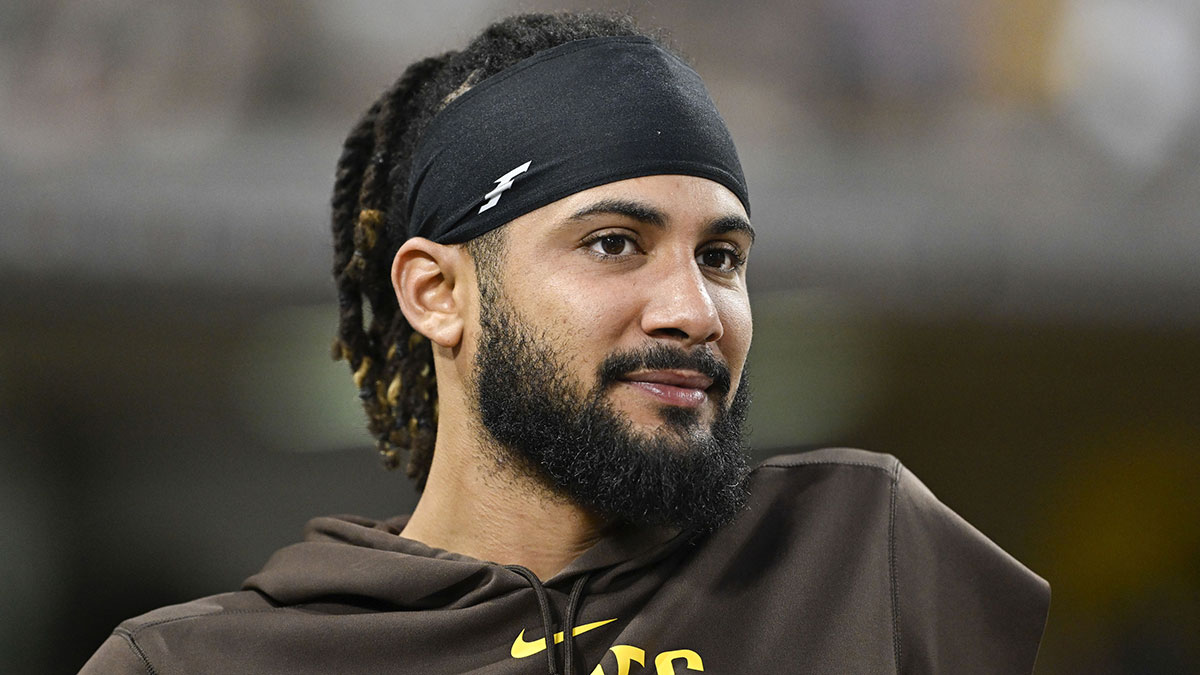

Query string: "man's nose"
[640, 258, 723, 346]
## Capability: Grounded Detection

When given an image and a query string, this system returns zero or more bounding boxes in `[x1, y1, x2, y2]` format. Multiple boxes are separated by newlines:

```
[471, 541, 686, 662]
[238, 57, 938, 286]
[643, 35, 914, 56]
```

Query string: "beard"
[471, 298, 751, 533]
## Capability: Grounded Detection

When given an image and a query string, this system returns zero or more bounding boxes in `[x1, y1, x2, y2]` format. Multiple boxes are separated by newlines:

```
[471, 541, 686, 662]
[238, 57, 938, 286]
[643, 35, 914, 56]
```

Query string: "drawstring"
[561, 573, 591, 675]
[505, 565, 560, 675]
[505, 565, 594, 675]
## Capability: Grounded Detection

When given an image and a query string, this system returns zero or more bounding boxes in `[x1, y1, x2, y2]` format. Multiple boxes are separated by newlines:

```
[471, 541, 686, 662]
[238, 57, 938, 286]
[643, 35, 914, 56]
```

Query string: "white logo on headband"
[479, 160, 532, 214]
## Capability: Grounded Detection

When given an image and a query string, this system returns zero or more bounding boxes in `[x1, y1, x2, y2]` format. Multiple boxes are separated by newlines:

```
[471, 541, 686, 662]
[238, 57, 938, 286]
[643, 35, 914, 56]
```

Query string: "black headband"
[404, 36, 749, 244]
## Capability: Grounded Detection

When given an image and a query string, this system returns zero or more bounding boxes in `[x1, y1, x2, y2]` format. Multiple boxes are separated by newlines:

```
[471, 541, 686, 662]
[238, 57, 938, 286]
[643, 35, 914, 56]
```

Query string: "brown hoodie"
[81, 449, 1049, 674]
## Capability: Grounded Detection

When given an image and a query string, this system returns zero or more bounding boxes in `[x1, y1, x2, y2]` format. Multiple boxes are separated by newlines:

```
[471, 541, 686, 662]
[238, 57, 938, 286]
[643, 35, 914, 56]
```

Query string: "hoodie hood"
[243, 514, 689, 610]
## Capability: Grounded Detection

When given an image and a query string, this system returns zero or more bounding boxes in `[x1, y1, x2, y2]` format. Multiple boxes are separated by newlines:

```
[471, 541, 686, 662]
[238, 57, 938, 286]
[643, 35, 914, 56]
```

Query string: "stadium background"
[2, 1, 1198, 672]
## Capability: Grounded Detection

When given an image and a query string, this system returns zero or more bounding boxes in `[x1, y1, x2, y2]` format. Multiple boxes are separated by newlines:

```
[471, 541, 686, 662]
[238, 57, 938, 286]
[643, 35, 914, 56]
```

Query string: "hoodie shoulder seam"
[754, 459, 898, 476]
[123, 608, 291, 637]
[756, 452, 905, 668]
[887, 459, 903, 672]
[112, 627, 159, 675]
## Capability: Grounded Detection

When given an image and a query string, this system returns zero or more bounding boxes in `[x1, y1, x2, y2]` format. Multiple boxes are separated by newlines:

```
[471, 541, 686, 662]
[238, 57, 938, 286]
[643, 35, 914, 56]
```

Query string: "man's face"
[467, 174, 755, 531]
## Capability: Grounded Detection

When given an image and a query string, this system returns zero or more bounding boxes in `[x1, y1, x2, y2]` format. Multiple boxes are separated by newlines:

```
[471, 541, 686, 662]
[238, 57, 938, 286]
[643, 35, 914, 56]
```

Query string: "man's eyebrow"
[708, 215, 755, 244]
[566, 199, 667, 227]
[566, 198, 755, 243]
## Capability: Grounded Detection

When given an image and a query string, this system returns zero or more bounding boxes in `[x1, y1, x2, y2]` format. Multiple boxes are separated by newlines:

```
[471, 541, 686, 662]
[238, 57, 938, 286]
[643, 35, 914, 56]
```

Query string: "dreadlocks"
[330, 12, 663, 488]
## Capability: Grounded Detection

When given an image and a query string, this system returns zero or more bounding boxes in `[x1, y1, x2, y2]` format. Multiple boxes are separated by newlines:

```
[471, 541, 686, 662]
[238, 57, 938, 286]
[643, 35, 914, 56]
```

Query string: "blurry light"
[1049, 0, 1200, 173]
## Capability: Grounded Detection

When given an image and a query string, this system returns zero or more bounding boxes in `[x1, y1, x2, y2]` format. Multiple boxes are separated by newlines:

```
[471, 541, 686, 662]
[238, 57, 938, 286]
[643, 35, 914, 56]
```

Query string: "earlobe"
[391, 238, 466, 348]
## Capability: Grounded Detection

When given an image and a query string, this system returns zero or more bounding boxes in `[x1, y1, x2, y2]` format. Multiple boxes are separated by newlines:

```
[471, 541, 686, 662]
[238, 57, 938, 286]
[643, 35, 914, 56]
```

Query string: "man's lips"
[619, 370, 713, 407]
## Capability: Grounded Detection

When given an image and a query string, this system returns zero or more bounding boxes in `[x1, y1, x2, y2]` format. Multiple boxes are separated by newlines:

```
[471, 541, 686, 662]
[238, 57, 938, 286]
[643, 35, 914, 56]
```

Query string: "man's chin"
[472, 300, 752, 531]
[625, 418, 720, 451]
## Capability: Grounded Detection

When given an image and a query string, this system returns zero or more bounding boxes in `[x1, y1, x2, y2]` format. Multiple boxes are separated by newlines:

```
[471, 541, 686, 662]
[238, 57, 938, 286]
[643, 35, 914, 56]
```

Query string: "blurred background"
[2, 0, 1198, 672]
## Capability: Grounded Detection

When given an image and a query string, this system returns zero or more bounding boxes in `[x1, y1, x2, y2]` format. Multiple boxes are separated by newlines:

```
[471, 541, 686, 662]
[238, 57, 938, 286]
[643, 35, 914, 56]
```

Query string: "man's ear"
[391, 237, 468, 348]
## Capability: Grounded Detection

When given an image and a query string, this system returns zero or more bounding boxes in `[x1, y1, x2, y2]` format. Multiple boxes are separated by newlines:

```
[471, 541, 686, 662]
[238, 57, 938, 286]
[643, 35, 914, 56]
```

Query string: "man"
[83, 12, 1049, 674]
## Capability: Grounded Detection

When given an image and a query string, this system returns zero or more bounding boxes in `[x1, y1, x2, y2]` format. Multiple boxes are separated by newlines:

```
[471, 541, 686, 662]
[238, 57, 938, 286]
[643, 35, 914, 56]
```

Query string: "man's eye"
[698, 248, 743, 272]
[589, 234, 635, 256]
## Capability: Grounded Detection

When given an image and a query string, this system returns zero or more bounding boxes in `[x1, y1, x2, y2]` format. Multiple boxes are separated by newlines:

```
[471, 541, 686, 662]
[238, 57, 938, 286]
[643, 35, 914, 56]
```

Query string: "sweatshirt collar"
[243, 513, 691, 608]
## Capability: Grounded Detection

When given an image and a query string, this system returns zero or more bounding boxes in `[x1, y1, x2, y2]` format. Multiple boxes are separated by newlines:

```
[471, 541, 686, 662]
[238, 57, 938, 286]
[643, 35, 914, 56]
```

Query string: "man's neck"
[399, 438, 607, 580]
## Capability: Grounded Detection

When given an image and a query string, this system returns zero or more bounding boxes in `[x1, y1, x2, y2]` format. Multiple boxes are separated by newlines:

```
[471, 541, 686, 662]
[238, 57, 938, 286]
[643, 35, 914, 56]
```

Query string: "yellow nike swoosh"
[510, 618, 618, 659]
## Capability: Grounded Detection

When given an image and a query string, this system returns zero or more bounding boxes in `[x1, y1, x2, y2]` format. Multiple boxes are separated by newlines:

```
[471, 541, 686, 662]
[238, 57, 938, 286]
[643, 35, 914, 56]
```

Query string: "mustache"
[598, 343, 732, 396]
